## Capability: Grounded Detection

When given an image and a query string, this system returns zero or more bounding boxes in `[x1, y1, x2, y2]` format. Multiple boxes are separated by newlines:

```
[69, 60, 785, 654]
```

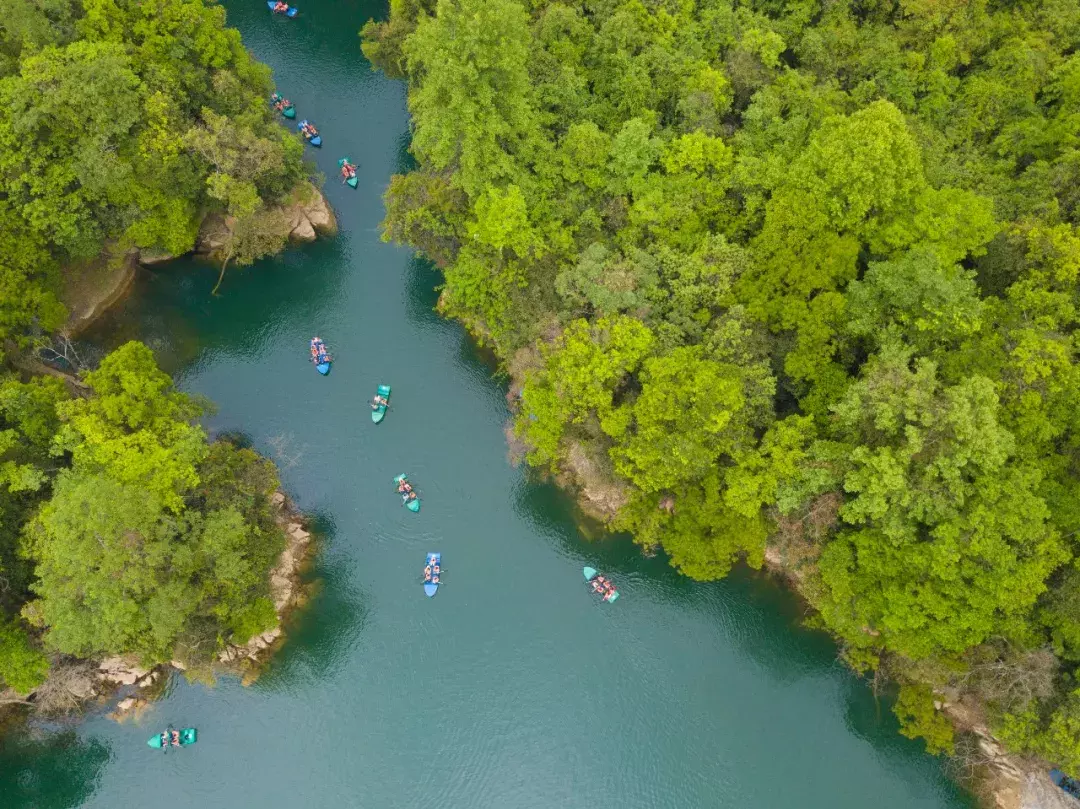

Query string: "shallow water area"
[2, 1, 976, 807]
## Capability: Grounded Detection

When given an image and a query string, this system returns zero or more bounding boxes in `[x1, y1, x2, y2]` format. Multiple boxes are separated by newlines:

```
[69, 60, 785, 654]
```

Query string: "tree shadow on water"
[77, 237, 352, 376]
[0, 726, 110, 809]
[841, 676, 979, 806]
[510, 475, 847, 685]
[253, 513, 370, 690]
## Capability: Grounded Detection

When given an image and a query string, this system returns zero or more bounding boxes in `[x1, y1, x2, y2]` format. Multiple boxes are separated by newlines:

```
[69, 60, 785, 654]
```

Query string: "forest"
[0, 0, 306, 350]
[0, 0, 297, 699]
[362, 0, 1080, 769]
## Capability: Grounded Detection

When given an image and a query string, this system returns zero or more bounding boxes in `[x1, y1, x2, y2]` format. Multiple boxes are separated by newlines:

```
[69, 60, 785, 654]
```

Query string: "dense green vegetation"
[0, 0, 306, 349]
[363, 0, 1080, 769]
[0, 341, 285, 695]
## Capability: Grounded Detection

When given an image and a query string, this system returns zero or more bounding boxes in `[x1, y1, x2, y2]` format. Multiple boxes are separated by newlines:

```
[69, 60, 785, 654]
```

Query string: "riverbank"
[0, 489, 316, 723]
[60, 181, 337, 337]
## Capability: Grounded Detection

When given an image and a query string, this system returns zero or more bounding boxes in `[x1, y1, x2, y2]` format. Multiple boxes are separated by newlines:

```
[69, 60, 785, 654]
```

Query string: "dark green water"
[1, 2, 977, 807]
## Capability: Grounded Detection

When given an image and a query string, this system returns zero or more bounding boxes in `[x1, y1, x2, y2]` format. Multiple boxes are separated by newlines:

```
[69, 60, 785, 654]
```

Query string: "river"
[0, 1, 977, 807]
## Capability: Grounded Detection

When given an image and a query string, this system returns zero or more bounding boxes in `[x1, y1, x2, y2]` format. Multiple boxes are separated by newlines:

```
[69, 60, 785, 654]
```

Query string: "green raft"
[148, 727, 197, 749]
[394, 473, 420, 512]
[372, 384, 390, 423]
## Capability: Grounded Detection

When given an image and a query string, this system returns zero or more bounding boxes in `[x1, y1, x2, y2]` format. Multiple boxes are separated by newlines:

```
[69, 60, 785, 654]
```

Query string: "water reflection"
[0, 727, 110, 809]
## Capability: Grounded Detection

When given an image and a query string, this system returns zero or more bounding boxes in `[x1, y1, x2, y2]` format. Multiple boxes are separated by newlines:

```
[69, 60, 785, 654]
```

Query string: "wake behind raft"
[309, 337, 331, 375]
[148, 727, 197, 750]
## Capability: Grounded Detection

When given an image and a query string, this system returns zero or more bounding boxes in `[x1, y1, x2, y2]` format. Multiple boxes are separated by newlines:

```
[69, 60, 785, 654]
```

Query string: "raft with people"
[298, 120, 321, 147]
[148, 727, 197, 750]
[423, 552, 441, 597]
[338, 157, 358, 188]
[267, 0, 298, 16]
[309, 337, 331, 375]
[371, 384, 390, 423]
[394, 474, 420, 512]
[270, 93, 295, 118]
[583, 567, 619, 603]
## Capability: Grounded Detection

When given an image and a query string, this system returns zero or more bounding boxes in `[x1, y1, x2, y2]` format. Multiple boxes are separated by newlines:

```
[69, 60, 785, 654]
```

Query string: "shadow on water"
[841, 677, 980, 806]
[511, 474, 852, 685]
[393, 131, 416, 174]
[79, 238, 352, 375]
[403, 253, 447, 330]
[0, 728, 110, 809]
[255, 514, 371, 688]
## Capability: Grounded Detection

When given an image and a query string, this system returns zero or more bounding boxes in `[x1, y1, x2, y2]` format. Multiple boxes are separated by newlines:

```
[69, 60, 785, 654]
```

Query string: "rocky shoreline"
[0, 489, 316, 722]
[498, 362, 1073, 809]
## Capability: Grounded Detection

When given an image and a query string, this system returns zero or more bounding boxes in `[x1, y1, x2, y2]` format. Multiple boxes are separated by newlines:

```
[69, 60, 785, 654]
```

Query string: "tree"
[403, 0, 540, 197]
[55, 341, 207, 513]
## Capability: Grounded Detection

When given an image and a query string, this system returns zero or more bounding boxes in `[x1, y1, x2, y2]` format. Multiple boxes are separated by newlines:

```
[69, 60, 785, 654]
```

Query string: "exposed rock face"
[216, 491, 314, 668]
[556, 440, 630, 521]
[137, 247, 176, 266]
[98, 656, 150, 686]
[61, 250, 139, 336]
[195, 181, 336, 259]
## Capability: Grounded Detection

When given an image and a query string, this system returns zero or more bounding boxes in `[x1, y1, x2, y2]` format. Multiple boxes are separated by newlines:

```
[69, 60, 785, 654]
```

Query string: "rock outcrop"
[215, 492, 314, 669]
[195, 181, 337, 260]
[61, 249, 139, 337]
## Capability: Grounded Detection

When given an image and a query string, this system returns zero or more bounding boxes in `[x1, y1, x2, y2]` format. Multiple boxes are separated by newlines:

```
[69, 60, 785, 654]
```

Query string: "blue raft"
[298, 120, 322, 148]
[1051, 770, 1080, 799]
[310, 337, 331, 375]
[423, 552, 441, 598]
[266, 1, 298, 16]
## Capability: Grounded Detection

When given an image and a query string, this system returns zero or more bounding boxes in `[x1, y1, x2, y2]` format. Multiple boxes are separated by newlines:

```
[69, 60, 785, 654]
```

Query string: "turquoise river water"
[1, 2, 977, 807]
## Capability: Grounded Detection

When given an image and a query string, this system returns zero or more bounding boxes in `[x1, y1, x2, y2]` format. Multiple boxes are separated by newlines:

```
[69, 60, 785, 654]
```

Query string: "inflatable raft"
[338, 157, 359, 189]
[298, 120, 321, 147]
[584, 566, 619, 603]
[371, 384, 390, 423]
[266, 1, 298, 16]
[394, 474, 420, 512]
[310, 337, 331, 375]
[424, 552, 441, 597]
[148, 728, 197, 749]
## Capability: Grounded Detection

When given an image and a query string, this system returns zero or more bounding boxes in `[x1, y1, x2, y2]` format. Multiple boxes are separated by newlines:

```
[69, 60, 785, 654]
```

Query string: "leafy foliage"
[366, 0, 1080, 764]
[0, 342, 286, 690]
[0, 0, 305, 355]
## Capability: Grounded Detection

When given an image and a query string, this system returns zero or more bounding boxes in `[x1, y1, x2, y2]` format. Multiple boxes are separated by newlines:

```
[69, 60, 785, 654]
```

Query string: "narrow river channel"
[2, 1, 977, 807]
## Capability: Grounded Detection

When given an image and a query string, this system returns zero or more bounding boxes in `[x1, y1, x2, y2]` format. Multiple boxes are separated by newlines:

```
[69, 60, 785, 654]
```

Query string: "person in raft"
[273, 2, 288, 12]
[423, 564, 432, 582]
[403, 491, 418, 505]
[301, 122, 318, 138]
[160, 731, 170, 747]
[170, 730, 181, 747]
[371, 394, 388, 410]
[341, 163, 356, 181]
[397, 479, 412, 494]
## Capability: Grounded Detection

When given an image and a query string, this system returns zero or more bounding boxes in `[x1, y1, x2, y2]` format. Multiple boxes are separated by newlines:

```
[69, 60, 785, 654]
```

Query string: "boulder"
[196, 213, 234, 256]
[138, 248, 175, 266]
[290, 213, 317, 243]
[271, 492, 286, 508]
[301, 188, 337, 236]
[98, 656, 150, 686]
[170, 660, 187, 671]
[137, 671, 159, 688]
[116, 697, 137, 712]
